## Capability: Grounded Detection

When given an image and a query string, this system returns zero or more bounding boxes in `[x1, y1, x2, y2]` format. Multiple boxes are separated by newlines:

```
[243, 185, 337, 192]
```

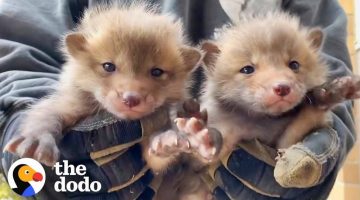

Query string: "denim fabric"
[0, 110, 155, 200]
[59, 111, 142, 161]
[0, 107, 345, 200]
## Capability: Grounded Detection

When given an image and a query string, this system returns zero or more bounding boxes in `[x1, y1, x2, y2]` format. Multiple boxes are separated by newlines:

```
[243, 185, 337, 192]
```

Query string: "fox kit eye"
[150, 67, 164, 77]
[240, 65, 255, 74]
[102, 62, 116, 72]
[289, 60, 300, 72]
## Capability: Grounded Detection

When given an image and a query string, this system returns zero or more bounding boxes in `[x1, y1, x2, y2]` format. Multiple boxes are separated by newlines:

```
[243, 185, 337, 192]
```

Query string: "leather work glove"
[209, 103, 354, 200]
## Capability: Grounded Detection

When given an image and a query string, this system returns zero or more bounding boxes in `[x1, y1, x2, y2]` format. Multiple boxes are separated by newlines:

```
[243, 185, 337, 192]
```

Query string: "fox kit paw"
[175, 117, 222, 161]
[311, 75, 360, 108]
[178, 99, 208, 122]
[149, 130, 190, 157]
[331, 75, 360, 99]
[4, 133, 60, 166]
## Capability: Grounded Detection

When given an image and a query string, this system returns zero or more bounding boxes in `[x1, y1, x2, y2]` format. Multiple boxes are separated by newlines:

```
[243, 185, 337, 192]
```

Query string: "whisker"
[305, 95, 313, 105]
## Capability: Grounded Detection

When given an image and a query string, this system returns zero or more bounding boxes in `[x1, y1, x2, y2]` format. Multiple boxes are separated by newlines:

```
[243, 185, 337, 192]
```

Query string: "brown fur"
[4, 2, 202, 174]
[277, 107, 330, 148]
[156, 12, 331, 200]
[201, 12, 329, 159]
[155, 13, 331, 200]
[158, 12, 360, 199]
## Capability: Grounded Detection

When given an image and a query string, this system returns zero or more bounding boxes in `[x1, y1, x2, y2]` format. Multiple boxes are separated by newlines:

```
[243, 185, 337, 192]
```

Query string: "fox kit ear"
[65, 33, 87, 56]
[307, 28, 324, 51]
[200, 41, 220, 73]
[180, 46, 202, 71]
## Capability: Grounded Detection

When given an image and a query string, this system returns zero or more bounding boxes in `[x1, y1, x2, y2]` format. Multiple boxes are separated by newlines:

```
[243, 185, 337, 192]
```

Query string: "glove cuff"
[274, 128, 340, 188]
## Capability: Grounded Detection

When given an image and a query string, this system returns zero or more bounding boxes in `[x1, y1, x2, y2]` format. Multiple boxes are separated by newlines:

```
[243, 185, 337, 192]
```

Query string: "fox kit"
[4, 3, 202, 175]
[160, 12, 360, 199]
[151, 12, 360, 199]
[198, 11, 329, 158]
[174, 12, 360, 165]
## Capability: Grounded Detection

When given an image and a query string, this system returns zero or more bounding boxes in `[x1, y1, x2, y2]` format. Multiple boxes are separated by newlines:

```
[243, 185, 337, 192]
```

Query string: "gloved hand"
[1, 109, 170, 200]
[274, 128, 339, 188]
[210, 103, 353, 200]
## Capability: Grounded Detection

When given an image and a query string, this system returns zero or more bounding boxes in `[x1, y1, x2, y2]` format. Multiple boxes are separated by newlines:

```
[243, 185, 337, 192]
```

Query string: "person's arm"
[0, 0, 72, 121]
[211, 0, 356, 199]
[0, 1, 73, 199]
[0, 0, 70, 140]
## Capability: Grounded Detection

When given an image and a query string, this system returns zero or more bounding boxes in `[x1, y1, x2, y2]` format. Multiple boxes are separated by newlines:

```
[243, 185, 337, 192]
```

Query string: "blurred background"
[328, 0, 360, 199]
[0, 0, 359, 199]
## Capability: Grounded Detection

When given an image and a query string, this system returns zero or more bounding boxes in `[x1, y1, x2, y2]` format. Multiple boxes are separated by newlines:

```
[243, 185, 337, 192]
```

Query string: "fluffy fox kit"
[4, 3, 202, 170]
[150, 12, 360, 200]
[200, 12, 330, 156]
[174, 12, 360, 164]
[163, 13, 360, 198]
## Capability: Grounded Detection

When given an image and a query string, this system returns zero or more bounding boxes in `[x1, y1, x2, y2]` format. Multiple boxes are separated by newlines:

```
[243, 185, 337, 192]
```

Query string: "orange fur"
[5, 3, 202, 171]
[277, 106, 330, 148]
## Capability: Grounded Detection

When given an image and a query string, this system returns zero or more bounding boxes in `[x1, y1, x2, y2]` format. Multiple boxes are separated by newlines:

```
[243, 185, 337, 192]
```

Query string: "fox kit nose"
[122, 92, 141, 108]
[273, 84, 291, 97]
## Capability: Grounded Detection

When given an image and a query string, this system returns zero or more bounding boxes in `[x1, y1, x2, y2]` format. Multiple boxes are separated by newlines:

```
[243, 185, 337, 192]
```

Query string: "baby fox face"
[62, 5, 201, 119]
[203, 13, 327, 116]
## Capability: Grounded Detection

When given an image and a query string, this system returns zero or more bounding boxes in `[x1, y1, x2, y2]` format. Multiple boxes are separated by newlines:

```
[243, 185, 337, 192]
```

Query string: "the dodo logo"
[7, 158, 46, 197]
